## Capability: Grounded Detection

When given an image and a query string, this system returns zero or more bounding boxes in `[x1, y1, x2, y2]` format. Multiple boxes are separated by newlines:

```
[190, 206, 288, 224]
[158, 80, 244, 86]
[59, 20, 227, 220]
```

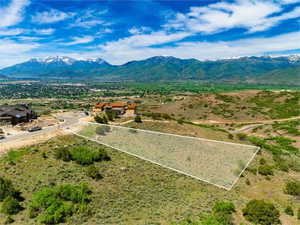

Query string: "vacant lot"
[77, 123, 258, 189]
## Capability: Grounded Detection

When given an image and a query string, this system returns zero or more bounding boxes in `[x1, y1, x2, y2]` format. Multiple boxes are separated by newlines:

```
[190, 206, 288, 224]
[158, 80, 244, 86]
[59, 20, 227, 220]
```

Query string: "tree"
[134, 115, 142, 123]
[105, 110, 116, 121]
[94, 114, 108, 124]
[242, 200, 281, 225]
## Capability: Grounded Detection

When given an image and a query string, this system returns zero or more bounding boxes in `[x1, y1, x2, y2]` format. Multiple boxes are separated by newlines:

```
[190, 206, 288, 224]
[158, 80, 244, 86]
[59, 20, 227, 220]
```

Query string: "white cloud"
[96, 31, 300, 64]
[69, 9, 109, 28]
[17, 36, 43, 41]
[32, 28, 55, 35]
[279, 0, 300, 4]
[61, 36, 95, 46]
[101, 31, 190, 51]
[0, 0, 29, 28]
[165, 0, 300, 34]
[32, 8, 74, 24]
[70, 19, 105, 28]
[0, 39, 40, 68]
[129, 26, 152, 35]
[0, 28, 24, 36]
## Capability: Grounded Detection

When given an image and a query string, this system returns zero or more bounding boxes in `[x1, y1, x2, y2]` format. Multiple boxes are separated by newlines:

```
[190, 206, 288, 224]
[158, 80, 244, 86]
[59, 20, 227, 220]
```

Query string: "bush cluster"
[55, 145, 110, 166]
[0, 177, 23, 215]
[258, 164, 274, 176]
[1, 196, 22, 215]
[29, 184, 91, 224]
[94, 114, 108, 124]
[284, 206, 294, 216]
[284, 180, 300, 196]
[175, 201, 236, 225]
[86, 165, 103, 180]
[242, 199, 280, 225]
[134, 115, 142, 123]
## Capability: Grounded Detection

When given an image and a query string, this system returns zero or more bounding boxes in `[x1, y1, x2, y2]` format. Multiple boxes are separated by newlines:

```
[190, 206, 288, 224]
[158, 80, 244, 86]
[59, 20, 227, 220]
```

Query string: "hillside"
[247, 66, 300, 85]
[1, 55, 300, 83]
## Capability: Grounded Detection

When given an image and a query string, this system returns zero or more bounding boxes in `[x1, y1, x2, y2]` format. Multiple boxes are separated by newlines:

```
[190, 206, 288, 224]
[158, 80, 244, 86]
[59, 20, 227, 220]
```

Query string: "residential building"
[0, 104, 37, 125]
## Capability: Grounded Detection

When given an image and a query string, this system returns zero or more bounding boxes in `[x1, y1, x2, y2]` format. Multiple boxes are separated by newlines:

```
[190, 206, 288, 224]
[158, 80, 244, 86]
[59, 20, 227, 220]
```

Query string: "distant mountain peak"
[29, 56, 76, 65]
[28, 56, 108, 65]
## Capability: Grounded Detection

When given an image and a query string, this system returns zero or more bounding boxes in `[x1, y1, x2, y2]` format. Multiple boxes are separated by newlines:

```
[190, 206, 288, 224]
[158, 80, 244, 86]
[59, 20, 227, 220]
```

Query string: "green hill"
[247, 66, 300, 85]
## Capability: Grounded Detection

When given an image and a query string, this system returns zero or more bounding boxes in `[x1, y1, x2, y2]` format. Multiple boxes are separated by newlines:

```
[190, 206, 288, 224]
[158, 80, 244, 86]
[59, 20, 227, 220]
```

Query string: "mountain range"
[1, 55, 300, 84]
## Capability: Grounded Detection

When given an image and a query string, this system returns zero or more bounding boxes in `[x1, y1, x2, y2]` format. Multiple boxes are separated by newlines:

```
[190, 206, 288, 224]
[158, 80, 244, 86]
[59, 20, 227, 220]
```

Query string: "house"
[93, 102, 137, 116]
[0, 104, 37, 125]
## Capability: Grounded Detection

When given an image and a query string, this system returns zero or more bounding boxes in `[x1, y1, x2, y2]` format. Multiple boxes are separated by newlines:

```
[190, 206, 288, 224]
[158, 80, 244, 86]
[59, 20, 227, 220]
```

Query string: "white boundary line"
[72, 131, 232, 190]
[85, 121, 259, 148]
[71, 122, 260, 190]
[228, 147, 260, 190]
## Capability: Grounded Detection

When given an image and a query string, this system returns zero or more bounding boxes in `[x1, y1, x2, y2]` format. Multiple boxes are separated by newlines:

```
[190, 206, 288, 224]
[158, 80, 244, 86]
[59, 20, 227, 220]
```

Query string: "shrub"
[284, 206, 294, 216]
[259, 158, 266, 165]
[95, 126, 111, 136]
[242, 200, 281, 225]
[247, 167, 257, 175]
[105, 110, 116, 121]
[94, 115, 108, 124]
[1, 196, 22, 215]
[86, 165, 103, 180]
[70, 146, 110, 165]
[29, 184, 91, 224]
[213, 201, 236, 215]
[177, 119, 184, 124]
[284, 180, 300, 196]
[94, 114, 103, 123]
[237, 133, 247, 141]
[174, 201, 236, 225]
[246, 179, 251, 185]
[54, 147, 71, 162]
[258, 164, 274, 176]
[298, 208, 300, 220]
[134, 115, 142, 123]
[0, 177, 21, 201]
[4, 216, 14, 224]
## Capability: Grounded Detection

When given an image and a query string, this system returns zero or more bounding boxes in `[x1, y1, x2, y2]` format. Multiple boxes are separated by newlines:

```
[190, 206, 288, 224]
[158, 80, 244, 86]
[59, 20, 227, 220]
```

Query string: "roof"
[127, 103, 137, 110]
[109, 102, 127, 107]
[0, 104, 34, 118]
[94, 102, 107, 109]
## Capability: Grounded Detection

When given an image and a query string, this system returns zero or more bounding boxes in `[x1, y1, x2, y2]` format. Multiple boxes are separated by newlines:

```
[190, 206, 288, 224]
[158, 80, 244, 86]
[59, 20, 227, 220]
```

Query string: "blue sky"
[0, 0, 299, 68]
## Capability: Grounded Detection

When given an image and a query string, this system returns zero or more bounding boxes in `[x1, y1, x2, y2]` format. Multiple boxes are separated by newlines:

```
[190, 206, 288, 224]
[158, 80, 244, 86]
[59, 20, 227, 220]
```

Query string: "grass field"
[0, 135, 238, 225]
[0, 133, 299, 224]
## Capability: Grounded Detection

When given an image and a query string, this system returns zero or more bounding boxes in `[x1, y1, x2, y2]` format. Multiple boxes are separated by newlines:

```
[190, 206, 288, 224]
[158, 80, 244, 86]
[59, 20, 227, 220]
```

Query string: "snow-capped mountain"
[0, 56, 112, 78]
[0, 55, 299, 83]
[287, 54, 300, 62]
[29, 56, 109, 65]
